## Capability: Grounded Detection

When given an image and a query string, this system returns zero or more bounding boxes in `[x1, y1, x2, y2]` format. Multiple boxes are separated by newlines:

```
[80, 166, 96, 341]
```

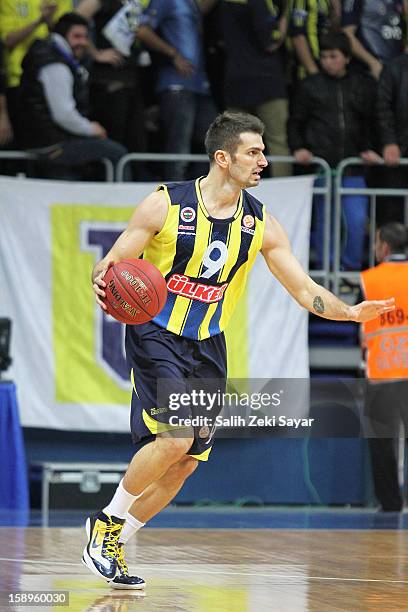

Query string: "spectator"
[222, 0, 291, 177]
[136, 0, 218, 181]
[0, 0, 72, 145]
[289, 0, 340, 80]
[361, 223, 408, 512]
[203, 0, 225, 111]
[342, 0, 406, 80]
[288, 32, 381, 272]
[375, 49, 408, 224]
[19, 12, 127, 178]
[75, 0, 147, 177]
[0, 39, 13, 147]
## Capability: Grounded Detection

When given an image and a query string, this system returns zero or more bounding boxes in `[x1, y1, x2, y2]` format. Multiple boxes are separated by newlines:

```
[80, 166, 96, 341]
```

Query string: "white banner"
[0, 175, 313, 431]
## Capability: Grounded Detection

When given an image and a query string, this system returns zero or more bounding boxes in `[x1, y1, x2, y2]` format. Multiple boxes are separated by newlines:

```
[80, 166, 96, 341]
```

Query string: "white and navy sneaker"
[82, 511, 125, 581]
[110, 543, 146, 590]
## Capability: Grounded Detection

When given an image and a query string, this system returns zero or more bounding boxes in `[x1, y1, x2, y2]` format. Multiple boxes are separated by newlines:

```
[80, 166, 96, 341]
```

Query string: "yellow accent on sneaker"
[116, 543, 129, 576]
[93, 516, 123, 560]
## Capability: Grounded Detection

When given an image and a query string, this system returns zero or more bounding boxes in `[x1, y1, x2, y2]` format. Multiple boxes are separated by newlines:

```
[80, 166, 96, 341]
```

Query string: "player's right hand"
[93, 261, 114, 310]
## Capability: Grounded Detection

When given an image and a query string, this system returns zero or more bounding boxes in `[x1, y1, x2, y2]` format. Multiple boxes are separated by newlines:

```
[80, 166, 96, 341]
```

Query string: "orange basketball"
[102, 259, 167, 325]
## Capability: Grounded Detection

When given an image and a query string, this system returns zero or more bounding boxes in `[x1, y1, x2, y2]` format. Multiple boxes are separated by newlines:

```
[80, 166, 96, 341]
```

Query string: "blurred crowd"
[0, 0, 407, 270]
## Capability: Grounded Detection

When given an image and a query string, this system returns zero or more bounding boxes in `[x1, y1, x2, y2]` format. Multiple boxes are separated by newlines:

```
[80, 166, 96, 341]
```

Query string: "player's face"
[229, 132, 268, 188]
[320, 49, 349, 78]
[66, 25, 89, 59]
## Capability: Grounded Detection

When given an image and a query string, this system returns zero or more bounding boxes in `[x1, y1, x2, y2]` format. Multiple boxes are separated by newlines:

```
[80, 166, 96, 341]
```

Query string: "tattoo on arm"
[313, 296, 325, 314]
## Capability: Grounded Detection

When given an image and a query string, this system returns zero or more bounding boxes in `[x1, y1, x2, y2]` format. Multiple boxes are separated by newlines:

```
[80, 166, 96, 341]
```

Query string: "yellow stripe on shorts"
[142, 409, 188, 435]
[190, 447, 213, 462]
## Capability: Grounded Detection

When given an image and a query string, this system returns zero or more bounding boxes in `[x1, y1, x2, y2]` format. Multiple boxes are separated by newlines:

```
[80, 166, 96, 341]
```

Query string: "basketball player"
[82, 111, 394, 589]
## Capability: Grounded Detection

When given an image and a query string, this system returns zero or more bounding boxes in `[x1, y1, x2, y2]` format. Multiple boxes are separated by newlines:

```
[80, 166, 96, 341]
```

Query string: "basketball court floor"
[1, 510, 408, 611]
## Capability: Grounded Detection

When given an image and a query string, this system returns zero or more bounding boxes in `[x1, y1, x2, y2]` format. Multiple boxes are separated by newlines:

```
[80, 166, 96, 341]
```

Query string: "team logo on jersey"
[243, 215, 254, 228]
[167, 274, 228, 303]
[241, 214, 255, 235]
[180, 207, 196, 223]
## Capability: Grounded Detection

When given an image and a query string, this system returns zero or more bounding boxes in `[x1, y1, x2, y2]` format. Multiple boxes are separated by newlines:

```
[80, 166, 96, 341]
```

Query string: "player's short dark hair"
[205, 111, 265, 162]
[52, 12, 89, 38]
[378, 222, 408, 253]
[320, 32, 351, 58]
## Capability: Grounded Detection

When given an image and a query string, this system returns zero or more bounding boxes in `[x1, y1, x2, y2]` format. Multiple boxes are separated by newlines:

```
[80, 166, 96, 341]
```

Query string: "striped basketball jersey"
[143, 178, 266, 340]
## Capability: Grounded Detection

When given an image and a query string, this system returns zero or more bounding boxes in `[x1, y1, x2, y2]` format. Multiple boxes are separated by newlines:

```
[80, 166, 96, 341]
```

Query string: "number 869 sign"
[380, 308, 407, 326]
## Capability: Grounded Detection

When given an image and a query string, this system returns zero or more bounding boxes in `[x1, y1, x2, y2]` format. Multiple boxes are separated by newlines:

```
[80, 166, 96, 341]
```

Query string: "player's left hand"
[349, 297, 395, 322]
[92, 260, 114, 310]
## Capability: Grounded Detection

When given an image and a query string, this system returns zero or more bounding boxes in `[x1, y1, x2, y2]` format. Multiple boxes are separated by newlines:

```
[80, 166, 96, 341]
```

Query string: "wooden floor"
[1, 528, 408, 611]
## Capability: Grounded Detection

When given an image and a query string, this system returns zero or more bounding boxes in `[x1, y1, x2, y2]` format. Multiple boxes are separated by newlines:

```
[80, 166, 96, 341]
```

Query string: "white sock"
[119, 513, 146, 544]
[103, 479, 142, 520]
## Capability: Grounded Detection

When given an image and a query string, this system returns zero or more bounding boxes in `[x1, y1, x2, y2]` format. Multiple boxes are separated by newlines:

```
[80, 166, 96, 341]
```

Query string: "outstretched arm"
[261, 214, 395, 322]
[92, 190, 168, 309]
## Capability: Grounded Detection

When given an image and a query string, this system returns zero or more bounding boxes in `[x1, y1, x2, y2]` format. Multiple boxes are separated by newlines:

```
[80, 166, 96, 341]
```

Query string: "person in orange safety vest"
[361, 222, 408, 511]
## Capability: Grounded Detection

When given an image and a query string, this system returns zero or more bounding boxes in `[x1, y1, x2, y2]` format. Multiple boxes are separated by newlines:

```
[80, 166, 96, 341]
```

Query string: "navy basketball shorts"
[125, 321, 227, 461]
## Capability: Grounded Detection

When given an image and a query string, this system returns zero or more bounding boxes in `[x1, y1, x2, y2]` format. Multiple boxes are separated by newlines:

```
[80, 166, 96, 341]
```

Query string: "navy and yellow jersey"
[143, 178, 266, 340]
[341, 0, 406, 62]
[288, 0, 332, 77]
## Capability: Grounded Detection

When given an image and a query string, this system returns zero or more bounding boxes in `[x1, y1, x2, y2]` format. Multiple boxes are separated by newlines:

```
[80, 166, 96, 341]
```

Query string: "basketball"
[102, 259, 167, 324]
